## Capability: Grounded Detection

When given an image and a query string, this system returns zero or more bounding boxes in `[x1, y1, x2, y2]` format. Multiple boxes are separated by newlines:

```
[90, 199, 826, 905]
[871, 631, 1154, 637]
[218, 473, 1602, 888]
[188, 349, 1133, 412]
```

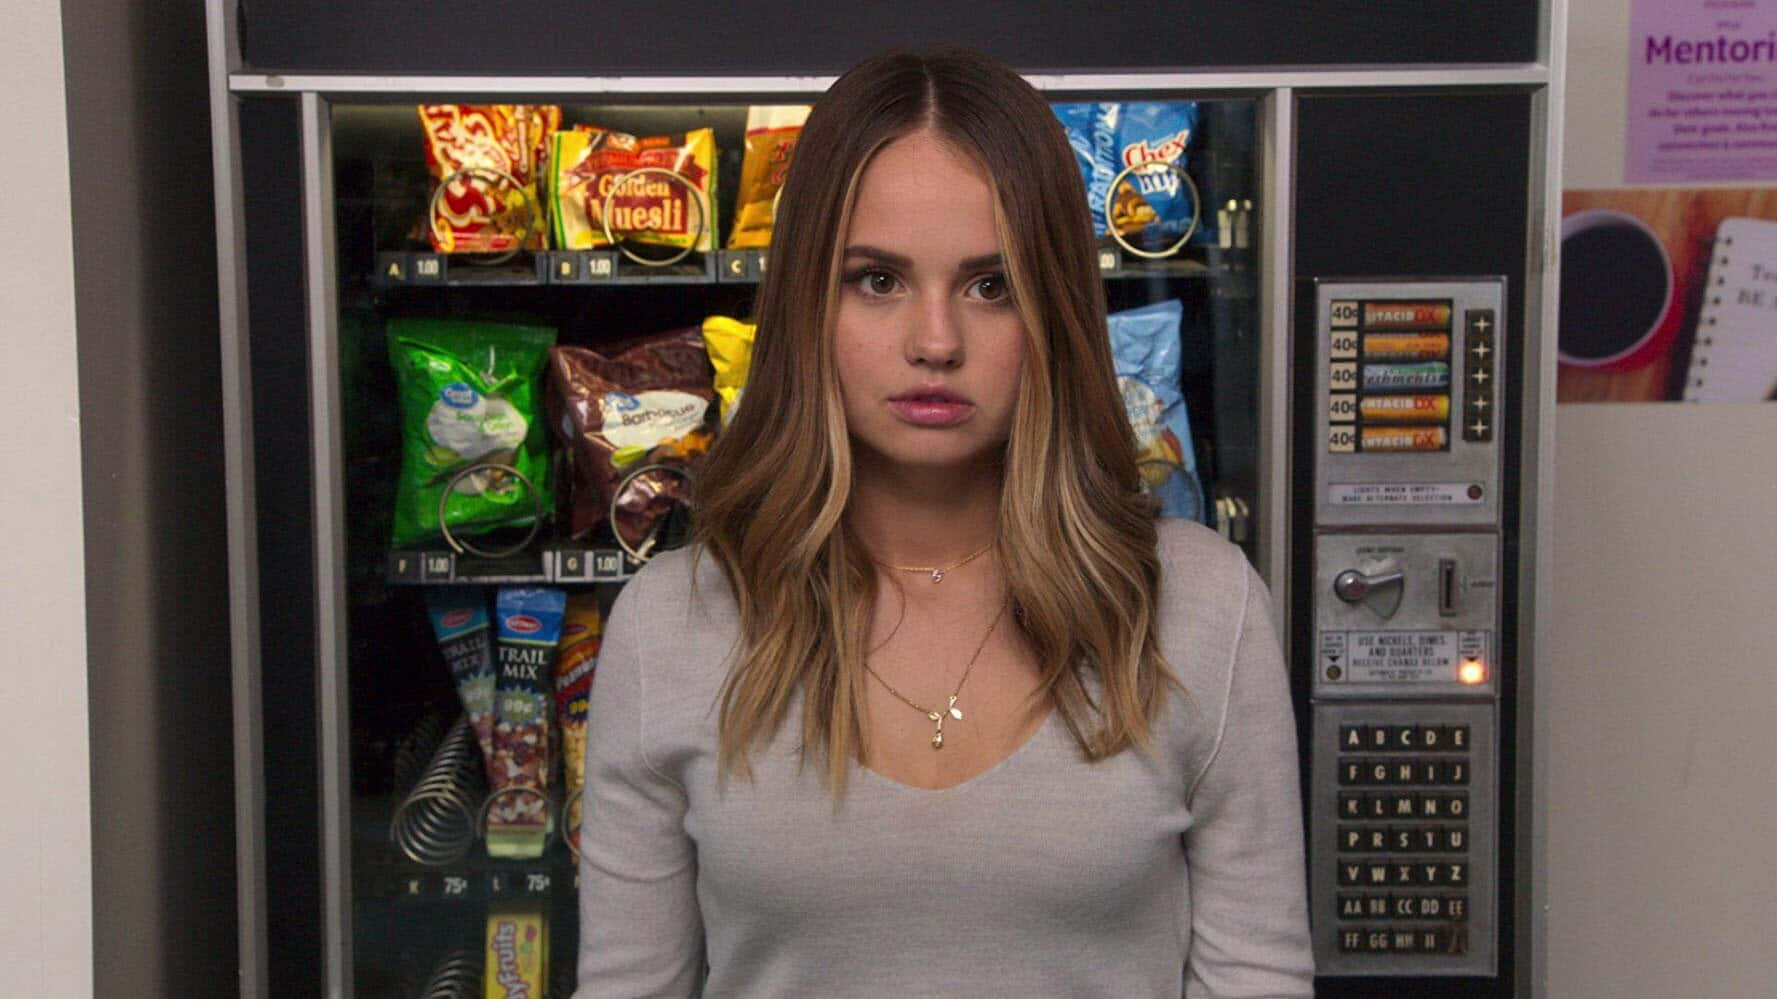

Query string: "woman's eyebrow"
[842, 245, 911, 268]
[842, 245, 1004, 272]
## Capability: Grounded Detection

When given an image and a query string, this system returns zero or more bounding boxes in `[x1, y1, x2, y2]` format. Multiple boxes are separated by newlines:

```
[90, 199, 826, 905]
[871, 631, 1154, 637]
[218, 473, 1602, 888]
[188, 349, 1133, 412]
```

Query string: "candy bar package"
[546, 328, 716, 551]
[423, 588, 498, 775]
[727, 105, 810, 249]
[1053, 102, 1203, 253]
[484, 901, 548, 998]
[1108, 300, 1206, 522]
[549, 125, 715, 254]
[555, 593, 601, 849]
[418, 105, 559, 255]
[489, 587, 566, 859]
[700, 316, 756, 426]
[388, 319, 557, 549]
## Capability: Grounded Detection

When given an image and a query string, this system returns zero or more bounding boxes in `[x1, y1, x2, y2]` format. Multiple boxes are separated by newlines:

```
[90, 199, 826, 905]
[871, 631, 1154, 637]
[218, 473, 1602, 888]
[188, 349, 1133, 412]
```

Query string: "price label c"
[1329, 300, 1360, 327]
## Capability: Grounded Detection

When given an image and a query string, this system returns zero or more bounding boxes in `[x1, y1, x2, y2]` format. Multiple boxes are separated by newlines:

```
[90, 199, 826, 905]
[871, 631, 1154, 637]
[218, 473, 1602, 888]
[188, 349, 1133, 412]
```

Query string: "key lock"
[1333, 562, 1406, 618]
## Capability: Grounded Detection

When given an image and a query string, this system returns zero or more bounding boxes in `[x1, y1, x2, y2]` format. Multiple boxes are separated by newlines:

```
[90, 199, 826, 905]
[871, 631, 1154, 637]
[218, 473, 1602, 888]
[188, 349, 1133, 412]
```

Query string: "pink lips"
[888, 387, 974, 427]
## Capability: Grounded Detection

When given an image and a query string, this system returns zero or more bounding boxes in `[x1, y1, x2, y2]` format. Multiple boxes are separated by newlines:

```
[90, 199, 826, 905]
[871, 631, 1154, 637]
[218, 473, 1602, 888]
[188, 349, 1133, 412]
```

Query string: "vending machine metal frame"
[206, 1, 1566, 993]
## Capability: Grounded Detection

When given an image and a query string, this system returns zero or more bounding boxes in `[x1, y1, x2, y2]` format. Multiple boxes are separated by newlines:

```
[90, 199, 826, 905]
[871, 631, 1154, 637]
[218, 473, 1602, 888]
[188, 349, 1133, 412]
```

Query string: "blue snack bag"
[1052, 102, 1120, 236]
[1108, 299, 1206, 522]
[1109, 102, 1202, 253]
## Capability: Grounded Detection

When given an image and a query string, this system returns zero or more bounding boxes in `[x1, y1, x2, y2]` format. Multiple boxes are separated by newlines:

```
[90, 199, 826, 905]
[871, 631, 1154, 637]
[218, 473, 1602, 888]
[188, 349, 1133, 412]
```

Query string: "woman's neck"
[846, 456, 1002, 568]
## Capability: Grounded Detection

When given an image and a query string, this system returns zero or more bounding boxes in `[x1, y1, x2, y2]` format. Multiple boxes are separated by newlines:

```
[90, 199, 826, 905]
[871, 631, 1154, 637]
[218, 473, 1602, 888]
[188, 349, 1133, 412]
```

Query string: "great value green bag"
[388, 318, 557, 548]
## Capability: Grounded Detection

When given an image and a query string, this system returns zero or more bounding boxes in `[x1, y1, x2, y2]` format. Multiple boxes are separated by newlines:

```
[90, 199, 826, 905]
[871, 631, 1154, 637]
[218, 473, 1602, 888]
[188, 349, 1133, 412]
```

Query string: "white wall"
[1547, 406, 1777, 995]
[0, 0, 93, 995]
[1548, 1, 1777, 994]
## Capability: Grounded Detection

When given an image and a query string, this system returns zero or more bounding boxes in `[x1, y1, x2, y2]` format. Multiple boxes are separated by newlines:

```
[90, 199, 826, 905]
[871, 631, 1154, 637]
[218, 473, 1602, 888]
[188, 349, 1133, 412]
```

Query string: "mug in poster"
[1558, 187, 1777, 402]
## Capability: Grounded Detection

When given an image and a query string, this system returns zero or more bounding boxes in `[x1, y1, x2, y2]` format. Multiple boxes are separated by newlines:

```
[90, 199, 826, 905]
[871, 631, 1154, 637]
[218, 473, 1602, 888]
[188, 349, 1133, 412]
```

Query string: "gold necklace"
[865, 596, 1010, 749]
[875, 540, 995, 583]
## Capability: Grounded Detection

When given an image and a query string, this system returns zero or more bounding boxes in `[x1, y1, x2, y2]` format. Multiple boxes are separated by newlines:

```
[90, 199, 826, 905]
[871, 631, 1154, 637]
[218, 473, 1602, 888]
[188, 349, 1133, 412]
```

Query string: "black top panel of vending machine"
[236, 0, 1539, 75]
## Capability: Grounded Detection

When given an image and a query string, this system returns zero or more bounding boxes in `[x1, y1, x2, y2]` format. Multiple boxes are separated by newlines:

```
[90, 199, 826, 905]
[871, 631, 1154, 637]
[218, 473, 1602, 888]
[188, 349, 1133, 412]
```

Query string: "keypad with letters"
[1312, 704, 1495, 975]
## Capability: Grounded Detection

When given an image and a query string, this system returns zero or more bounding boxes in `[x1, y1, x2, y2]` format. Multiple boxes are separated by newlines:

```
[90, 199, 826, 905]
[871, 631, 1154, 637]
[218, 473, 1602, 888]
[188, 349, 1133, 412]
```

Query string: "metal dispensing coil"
[389, 714, 485, 866]
[429, 164, 541, 266]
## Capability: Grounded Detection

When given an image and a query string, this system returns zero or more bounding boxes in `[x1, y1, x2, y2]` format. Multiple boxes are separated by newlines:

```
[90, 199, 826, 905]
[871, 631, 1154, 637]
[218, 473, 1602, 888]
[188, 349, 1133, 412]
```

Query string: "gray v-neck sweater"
[574, 519, 1313, 997]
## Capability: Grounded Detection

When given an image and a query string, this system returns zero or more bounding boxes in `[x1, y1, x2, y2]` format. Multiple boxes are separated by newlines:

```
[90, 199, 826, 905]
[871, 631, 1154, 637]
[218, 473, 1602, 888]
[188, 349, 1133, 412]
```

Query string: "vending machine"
[207, 1, 1562, 995]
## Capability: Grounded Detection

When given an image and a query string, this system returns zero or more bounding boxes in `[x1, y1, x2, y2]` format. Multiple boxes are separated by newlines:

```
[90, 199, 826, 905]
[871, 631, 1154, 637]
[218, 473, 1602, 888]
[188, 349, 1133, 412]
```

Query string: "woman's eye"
[845, 269, 902, 296]
[970, 274, 1011, 302]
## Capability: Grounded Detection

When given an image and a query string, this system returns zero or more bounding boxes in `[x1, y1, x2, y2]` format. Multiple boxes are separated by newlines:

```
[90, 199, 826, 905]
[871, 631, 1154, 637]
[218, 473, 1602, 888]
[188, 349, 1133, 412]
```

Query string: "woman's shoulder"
[604, 543, 742, 661]
[1153, 517, 1257, 596]
[1151, 517, 1272, 692]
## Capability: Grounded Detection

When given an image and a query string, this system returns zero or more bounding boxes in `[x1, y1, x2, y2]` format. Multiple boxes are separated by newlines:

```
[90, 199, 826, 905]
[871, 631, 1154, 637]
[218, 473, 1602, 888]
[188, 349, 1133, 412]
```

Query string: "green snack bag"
[388, 318, 557, 548]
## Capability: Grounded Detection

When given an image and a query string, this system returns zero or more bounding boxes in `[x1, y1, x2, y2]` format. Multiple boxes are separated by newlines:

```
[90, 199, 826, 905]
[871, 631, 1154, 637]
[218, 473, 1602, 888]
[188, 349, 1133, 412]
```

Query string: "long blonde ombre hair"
[693, 49, 1176, 795]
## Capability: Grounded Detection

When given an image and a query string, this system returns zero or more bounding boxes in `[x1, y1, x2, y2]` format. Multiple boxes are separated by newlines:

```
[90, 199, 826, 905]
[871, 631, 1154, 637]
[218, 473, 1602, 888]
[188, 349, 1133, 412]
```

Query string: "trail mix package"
[546, 327, 716, 552]
[417, 105, 559, 255]
[727, 105, 810, 249]
[1052, 102, 1203, 252]
[489, 586, 566, 859]
[550, 125, 715, 254]
[422, 588, 498, 777]
[387, 318, 556, 549]
[1108, 299, 1206, 523]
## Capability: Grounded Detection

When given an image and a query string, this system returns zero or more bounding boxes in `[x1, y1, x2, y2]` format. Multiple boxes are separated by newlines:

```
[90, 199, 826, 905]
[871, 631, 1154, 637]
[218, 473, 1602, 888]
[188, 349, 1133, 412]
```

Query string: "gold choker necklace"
[865, 596, 1010, 749]
[875, 540, 995, 583]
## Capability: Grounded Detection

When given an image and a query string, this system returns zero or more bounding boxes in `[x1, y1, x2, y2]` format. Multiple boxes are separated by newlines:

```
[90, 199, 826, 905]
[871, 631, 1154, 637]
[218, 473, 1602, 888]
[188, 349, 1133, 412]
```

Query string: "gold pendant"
[947, 695, 963, 720]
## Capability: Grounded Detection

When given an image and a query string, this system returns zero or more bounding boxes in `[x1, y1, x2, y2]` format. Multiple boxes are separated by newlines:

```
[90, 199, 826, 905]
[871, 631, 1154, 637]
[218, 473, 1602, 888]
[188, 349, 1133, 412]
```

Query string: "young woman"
[575, 49, 1313, 997]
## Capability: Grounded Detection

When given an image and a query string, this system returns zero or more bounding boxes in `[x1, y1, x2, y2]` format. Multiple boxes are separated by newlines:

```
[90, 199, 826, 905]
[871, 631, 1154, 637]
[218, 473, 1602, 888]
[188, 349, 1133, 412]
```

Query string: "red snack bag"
[418, 104, 560, 255]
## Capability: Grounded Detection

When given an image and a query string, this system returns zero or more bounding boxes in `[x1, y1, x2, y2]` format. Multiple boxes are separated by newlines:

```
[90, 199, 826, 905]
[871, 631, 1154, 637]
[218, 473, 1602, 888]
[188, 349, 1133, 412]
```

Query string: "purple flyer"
[1628, 0, 1777, 182]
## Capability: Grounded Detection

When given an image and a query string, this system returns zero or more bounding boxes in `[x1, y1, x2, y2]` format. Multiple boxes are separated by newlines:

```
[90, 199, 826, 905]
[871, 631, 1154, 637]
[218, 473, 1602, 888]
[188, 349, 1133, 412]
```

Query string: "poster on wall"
[1560, 189, 1777, 402]
[1629, 0, 1777, 182]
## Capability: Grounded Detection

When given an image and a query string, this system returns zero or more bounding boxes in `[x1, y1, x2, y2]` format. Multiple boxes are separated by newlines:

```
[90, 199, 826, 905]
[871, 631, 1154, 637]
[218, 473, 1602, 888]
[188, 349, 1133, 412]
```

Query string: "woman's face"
[832, 129, 1028, 482]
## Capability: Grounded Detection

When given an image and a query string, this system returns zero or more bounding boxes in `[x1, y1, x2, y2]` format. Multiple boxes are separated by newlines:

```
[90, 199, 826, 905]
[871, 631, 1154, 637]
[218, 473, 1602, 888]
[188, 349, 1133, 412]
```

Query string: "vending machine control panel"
[1309, 279, 1505, 978]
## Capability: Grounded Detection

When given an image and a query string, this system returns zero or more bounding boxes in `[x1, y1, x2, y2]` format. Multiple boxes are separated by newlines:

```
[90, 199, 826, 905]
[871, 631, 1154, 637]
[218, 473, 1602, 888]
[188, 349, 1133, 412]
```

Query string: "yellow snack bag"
[550, 126, 715, 253]
[701, 316, 757, 426]
[485, 902, 548, 999]
[555, 593, 601, 851]
[728, 105, 810, 249]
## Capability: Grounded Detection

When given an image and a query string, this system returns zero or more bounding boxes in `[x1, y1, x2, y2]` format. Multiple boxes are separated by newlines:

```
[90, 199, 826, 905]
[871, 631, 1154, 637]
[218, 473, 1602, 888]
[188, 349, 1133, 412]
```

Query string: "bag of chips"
[418, 105, 559, 255]
[549, 125, 715, 254]
[1108, 300, 1206, 522]
[1110, 103, 1201, 254]
[546, 327, 717, 551]
[1053, 102, 1202, 254]
[1053, 102, 1120, 238]
[700, 316, 757, 426]
[388, 319, 557, 548]
[727, 105, 810, 249]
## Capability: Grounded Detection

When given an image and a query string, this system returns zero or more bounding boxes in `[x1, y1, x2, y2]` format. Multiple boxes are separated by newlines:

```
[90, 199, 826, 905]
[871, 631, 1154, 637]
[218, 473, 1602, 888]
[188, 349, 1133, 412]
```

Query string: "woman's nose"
[905, 297, 964, 368]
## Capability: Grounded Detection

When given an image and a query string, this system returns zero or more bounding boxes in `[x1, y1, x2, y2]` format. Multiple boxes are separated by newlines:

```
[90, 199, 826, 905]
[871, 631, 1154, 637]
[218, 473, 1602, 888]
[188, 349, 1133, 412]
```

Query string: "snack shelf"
[374, 250, 726, 288]
[362, 857, 573, 905]
[387, 546, 638, 585]
[374, 246, 1246, 289]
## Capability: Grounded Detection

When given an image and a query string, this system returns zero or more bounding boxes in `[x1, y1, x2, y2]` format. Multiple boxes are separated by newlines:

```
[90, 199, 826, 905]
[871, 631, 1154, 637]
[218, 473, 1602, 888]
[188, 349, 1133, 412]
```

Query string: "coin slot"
[1439, 558, 1458, 616]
